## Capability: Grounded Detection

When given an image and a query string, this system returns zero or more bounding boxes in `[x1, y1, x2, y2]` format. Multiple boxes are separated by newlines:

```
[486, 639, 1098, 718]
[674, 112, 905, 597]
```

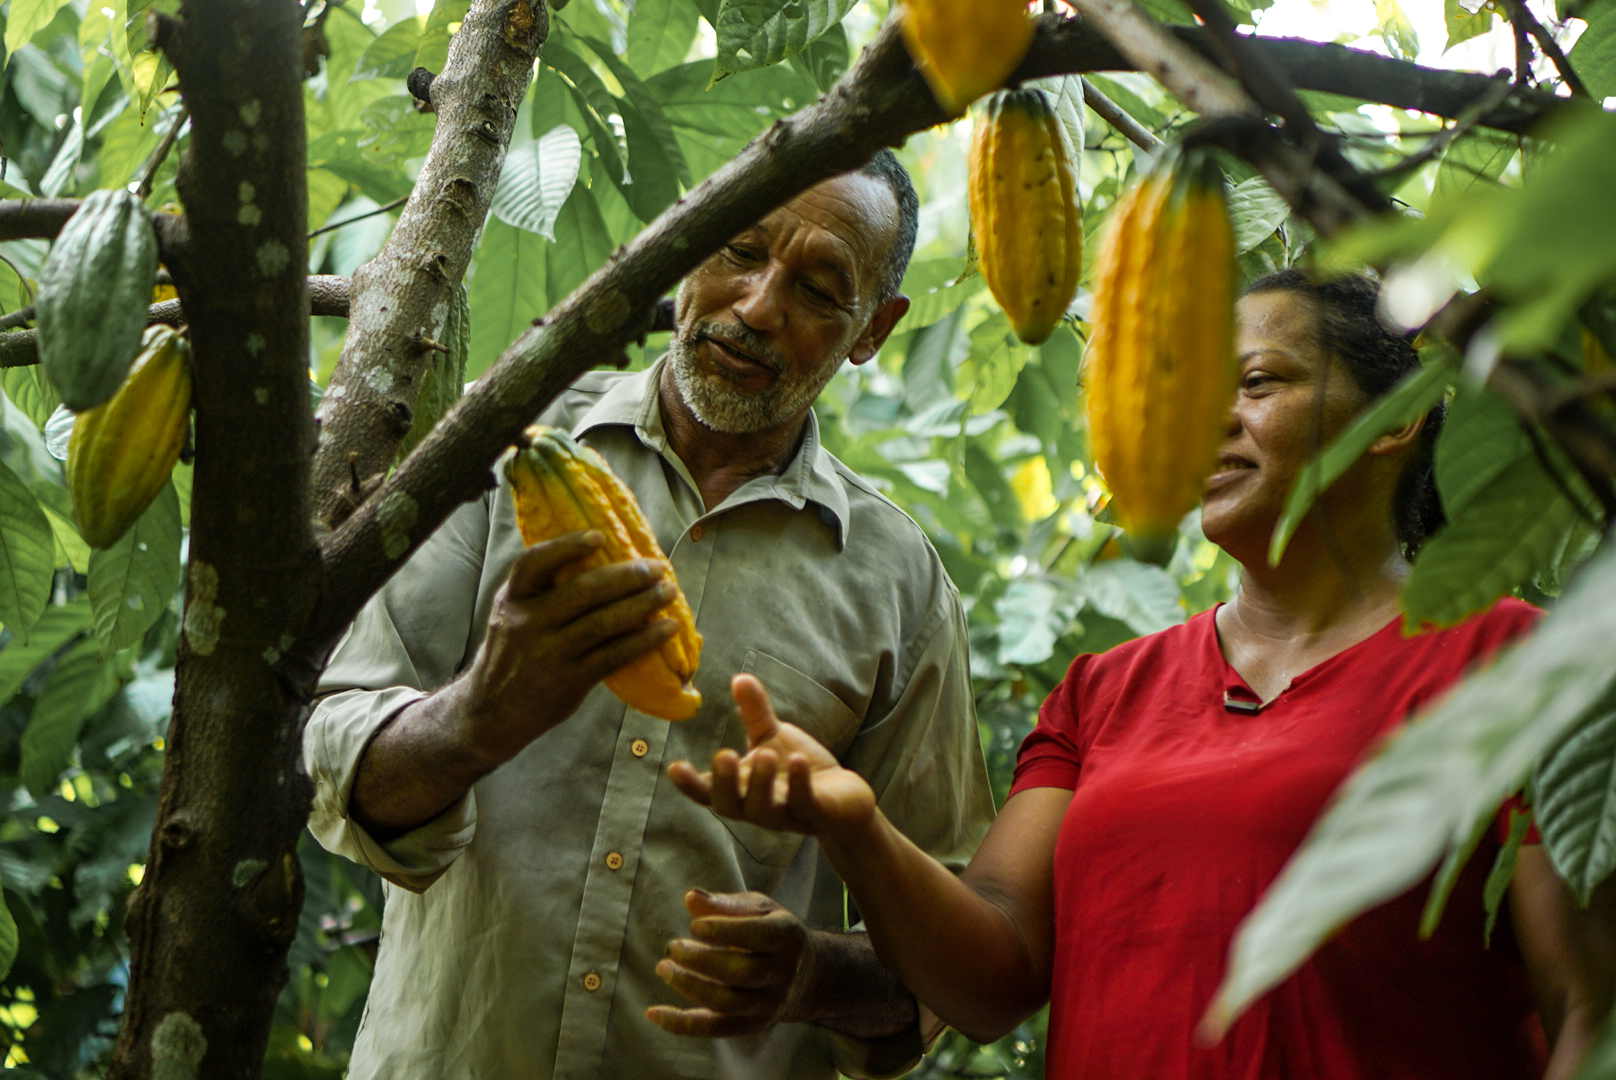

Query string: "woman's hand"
[668, 674, 876, 841]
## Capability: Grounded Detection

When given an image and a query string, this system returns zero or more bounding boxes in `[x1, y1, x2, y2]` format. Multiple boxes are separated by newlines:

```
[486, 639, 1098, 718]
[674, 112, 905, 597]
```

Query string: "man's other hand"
[457, 530, 678, 766]
[647, 890, 814, 1038]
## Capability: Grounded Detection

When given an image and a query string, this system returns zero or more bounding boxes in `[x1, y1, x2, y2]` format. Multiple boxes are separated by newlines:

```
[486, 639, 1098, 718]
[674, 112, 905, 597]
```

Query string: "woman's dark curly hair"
[1243, 269, 1446, 557]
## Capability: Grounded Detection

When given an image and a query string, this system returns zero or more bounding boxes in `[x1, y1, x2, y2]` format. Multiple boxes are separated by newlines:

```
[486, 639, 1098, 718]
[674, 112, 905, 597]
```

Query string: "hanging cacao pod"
[899, 0, 1034, 117]
[969, 87, 1083, 345]
[37, 189, 161, 411]
[1083, 152, 1238, 544]
[396, 283, 470, 463]
[67, 325, 192, 549]
[506, 426, 703, 721]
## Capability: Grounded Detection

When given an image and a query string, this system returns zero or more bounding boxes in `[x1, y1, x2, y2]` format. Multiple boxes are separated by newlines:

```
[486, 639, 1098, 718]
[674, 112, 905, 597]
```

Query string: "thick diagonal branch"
[309, 0, 546, 531]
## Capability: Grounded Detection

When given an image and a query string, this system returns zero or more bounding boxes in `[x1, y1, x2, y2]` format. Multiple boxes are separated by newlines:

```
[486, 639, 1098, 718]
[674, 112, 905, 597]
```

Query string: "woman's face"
[1200, 290, 1371, 555]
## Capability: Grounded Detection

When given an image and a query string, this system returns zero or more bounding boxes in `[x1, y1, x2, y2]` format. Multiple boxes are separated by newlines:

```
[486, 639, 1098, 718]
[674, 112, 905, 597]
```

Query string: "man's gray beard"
[668, 328, 841, 435]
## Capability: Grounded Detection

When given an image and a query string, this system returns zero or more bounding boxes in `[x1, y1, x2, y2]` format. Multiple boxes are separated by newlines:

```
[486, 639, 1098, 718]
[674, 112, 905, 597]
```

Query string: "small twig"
[1502, 0, 1591, 97]
[0, 305, 35, 331]
[1372, 71, 1516, 185]
[1511, 13, 1533, 84]
[308, 195, 408, 239]
[137, 105, 190, 201]
[1080, 77, 1163, 151]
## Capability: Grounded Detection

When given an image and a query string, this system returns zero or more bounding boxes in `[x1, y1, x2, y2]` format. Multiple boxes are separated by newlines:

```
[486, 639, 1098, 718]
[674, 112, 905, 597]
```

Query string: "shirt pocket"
[712, 648, 862, 868]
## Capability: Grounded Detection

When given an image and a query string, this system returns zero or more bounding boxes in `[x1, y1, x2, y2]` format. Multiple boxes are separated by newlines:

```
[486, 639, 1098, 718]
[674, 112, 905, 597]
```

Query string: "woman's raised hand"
[667, 674, 876, 839]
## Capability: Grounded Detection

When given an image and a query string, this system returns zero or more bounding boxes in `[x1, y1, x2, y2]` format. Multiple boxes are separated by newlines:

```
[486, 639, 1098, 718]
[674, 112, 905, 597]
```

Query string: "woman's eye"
[1242, 373, 1273, 391]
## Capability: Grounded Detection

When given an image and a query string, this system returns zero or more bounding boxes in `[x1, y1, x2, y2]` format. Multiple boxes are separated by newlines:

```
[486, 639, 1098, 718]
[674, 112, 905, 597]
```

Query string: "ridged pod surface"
[969, 87, 1083, 345]
[506, 426, 703, 721]
[1083, 155, 1238, 542]
[67, 325, 192, 549]
[37, 189, 160, 411]
[899, 0, 1034, 117]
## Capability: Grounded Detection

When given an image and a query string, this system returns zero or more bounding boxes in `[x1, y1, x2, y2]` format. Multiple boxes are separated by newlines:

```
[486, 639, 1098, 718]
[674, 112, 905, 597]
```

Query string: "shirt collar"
[569, 359, 851, 549]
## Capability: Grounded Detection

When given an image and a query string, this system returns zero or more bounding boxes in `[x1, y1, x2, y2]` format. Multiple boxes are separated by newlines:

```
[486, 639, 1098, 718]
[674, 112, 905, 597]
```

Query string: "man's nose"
[733, 263, 788, 333]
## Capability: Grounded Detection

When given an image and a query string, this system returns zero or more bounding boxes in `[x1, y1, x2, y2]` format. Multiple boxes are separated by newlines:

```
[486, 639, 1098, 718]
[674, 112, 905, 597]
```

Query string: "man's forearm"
[348, 676, 498, 840]
[791, 929, 918, 1039]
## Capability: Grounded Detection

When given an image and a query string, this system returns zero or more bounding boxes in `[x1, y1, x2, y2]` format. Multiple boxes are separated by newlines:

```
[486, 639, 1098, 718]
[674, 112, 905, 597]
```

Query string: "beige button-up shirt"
[305, 363, 994, 1080]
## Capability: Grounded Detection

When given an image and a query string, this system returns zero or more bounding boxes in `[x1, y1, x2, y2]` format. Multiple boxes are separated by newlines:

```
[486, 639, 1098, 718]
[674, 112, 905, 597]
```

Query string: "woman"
[665, 271, 1615, 1079]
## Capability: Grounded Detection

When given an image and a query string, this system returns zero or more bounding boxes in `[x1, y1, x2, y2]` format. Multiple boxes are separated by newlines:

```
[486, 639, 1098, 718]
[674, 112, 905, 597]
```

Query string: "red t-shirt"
[1011, 598, 1544, 1080]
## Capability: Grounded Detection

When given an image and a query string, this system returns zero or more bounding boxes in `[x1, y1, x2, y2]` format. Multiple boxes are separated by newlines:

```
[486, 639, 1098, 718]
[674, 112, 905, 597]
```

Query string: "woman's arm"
[667, 674, 1069, 1041]
[1510, 845, 1616, 1080]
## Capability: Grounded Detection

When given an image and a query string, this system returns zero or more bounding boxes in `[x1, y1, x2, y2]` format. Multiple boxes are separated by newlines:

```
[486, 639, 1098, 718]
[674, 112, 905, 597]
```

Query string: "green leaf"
[127, 0, 180, 115]
[21, 637, 120, 799]
[87, 481, 181, 655]
[626, 0, 701, 74]
[5, 0, 72, 56]
[1419, 809, 1490, 937]
[413, 0, 470, 74]
[39, 111, 84, 197]
[468, 217, 548, 380]
[30, 481, 89, 575]
[491, 125, 583, 240]
[1227, 176, 1290, 255]
[353, 15, 422, 81]
[1402, 451, 1584, 629]
[1435, 129, 1514, 207]
[545, 178, 613, 309]
[0, 867, 17, 982]
[308, 130, 414, 204]
[2, 365, 63, 430]
[1443, 0, 1494, 50]
[960, 312, 1031, 416]
[0, 457, 56, 640]
[579, 35, 692, 214]
[1373, 0, 1421, 59]
[711, 0, 856, 83]
[1571, 0, 1616, 98]
[1079, 559, 1185, 637]
[1536, 694, 1616, 903]
[543, 36, 629, 186]
[1209, 540, 1616, 1034]
[995, 578, 1070, 667]
[1268, 349, 1457, 566]
[1482, 807, 1531, 946]
[792, 19, 849, 93]
[0, 595, 90, 705]
[1434, 381, 1531, 517]
[1571, 1007, 1616, 1080]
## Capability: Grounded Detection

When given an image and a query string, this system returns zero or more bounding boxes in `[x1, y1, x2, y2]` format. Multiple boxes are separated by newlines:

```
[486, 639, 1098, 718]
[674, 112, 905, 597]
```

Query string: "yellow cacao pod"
[1083, 154, 1238, 543]
[969, 87, 1083, 345]
[67, 325, 193, 549]
[900, 0, 1034, 117]
[506, 426, 703, 721]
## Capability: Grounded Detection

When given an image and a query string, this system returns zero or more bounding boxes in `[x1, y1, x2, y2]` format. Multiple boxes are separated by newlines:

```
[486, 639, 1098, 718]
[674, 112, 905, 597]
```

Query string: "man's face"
[668, 172, 903, 434]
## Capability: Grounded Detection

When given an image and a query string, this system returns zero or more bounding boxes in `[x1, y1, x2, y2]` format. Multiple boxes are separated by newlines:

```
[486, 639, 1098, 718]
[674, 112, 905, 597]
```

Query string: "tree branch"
[1081, 77, 1163, 151]
[308, 0, 547, 532]
[1502, 0, 1591, 98]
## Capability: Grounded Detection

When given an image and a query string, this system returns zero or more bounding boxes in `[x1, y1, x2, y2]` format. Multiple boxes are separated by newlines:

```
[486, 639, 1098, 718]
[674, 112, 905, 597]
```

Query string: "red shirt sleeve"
[1010, 654, 1092, 794]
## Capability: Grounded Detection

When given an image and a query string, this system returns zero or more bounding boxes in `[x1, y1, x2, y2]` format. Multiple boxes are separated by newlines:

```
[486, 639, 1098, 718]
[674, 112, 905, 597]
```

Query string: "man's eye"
[725, 245, 761, 263]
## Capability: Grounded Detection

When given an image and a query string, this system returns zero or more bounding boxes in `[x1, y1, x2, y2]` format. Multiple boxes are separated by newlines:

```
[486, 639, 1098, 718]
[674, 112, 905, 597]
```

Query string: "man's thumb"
[730, 674, 780, 747]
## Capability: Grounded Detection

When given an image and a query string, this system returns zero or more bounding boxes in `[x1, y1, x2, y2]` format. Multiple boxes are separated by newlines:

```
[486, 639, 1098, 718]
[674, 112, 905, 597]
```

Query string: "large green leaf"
[710, 0, 856, 83]
[126, 0, 180, 115]
[1434, 381, 1531, 517]
[580, 34, 692, 197]
[21, 637, 121, 798]
[308, 130, 414, 204]
[960, 312, 1032, 416]
[1208, 540, 1616, 1034]
[490, 125, 583, 240]
[412, 0, 470, 74]
[1227, 176, 1290, 255]
[542, 35, 629, 187]
[0, 457, 57, 640]
[2, 365, 64, 430]
[1403, 451, 1584, 629]
[0, 595, 90, 705]
[0, 866, 17, 982]
[1443, 0, 1493, 51]
[1267, 348, 1457, 566]
[5, 0, 72, 56]
[626, 0, 702, 75]
[87, 481, 181, 655]
[1536, 694, 1616, 904]
[995, 578, 1075, 667]
[1434, 129, 1514, 207]
[353, 15, 422, 81]
[467, 216, 548, 379]
[545, 178, 613, 308]
[31, 481, 89, 575]
[1571, 0, 1616, 98]
[1079, 559, 1185, 637]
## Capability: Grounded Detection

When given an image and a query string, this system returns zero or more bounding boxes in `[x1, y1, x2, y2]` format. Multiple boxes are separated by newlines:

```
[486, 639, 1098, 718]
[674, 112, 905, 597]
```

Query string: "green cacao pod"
[67, 325, 193, 549]
[396, 283, 470, 463]
[37, 189, 161, 411]
[899, 0, 1034, 117]
[1083, 153, 1238, 543]
[506, 426, 703, 721]
[969, 87, 1083, 345]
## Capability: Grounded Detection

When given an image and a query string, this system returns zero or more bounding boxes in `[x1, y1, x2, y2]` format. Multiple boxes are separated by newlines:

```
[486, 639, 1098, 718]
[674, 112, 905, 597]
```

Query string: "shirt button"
[606, 851, 624, 870]
[690, 524, 704, 542]
[583, 972, 602, 991]
[631, 738, 650, 758]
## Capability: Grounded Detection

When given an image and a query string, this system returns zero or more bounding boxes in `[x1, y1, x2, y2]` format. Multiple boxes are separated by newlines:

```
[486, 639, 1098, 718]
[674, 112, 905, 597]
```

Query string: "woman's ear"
[1367, 412, 1427, 457]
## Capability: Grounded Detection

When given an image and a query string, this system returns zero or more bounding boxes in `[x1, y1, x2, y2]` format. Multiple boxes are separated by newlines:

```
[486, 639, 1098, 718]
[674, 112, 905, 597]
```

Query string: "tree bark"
[110, 0, 319, 1076]
[309, 0, 546, 532]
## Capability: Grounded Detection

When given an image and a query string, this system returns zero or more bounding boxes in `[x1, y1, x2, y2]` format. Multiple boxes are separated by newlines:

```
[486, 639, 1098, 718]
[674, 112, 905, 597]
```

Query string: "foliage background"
[0, 0, 1611, 1074]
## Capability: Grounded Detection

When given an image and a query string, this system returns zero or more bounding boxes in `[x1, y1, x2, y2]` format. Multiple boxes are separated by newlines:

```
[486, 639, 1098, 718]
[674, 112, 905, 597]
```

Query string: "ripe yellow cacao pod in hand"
[900, 0, 1035, 117]
[1083, 152, 1238, 544]
[506, 425, 703, 721]
[969, 87, 1083, 345]
[67, 325, 193, 549]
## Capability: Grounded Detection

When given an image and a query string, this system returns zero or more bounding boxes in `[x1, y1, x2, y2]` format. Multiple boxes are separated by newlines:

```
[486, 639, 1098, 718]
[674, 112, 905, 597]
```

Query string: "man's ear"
[848, 294, 911, 366]
[1368, 411, 1427, 456]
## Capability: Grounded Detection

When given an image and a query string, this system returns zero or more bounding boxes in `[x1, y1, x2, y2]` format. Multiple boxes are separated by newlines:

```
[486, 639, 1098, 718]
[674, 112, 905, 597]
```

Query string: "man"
[304, 150, 994, 1080]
